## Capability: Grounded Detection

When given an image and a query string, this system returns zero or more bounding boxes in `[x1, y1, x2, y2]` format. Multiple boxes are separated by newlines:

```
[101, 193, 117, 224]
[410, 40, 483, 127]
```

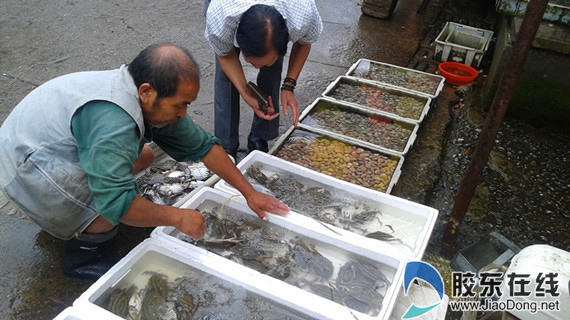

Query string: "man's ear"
[138, 83, 156, 106]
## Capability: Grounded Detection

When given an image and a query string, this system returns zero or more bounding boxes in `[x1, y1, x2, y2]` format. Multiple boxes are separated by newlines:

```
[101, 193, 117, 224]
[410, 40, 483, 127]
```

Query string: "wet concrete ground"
[1, 0, 568, 319]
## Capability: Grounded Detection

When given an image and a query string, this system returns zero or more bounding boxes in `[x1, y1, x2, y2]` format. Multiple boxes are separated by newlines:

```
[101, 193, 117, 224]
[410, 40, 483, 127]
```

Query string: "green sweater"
[71, 100, 220, 225]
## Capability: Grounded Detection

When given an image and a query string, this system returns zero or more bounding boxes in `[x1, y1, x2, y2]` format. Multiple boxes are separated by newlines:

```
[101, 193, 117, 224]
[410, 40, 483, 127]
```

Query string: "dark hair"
[128, 43, 200, 99]
[236, 4, 289, 58]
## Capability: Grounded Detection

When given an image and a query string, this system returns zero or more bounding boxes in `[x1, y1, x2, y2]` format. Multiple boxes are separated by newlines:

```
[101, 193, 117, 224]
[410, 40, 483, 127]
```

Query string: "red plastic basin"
[438, 62, 478, 86]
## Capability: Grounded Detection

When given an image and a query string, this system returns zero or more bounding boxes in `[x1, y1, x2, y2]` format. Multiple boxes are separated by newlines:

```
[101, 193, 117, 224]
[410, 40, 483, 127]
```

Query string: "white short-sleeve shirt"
[205, 0, 323, 56]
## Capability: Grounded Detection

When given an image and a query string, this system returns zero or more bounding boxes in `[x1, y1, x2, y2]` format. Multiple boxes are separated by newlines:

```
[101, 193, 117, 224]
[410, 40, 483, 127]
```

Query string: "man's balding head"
[128, 43, 200, 99]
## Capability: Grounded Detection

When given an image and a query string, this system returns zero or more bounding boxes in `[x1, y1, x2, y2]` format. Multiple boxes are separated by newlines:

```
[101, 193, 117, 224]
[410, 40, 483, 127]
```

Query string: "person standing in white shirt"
[204, 0, 323, 158]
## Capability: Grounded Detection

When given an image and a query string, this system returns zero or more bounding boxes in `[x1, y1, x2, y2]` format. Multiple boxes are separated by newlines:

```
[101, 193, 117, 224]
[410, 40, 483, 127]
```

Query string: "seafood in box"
[300, 98, 418, 155]
[137, 159, 213, 206]
[271, 127, 402, 193]
[76, 239, 324, 320]
[323, 76, 432, 123]
[346, 59, 445, 98]
[215, 151, 438, 260]
[177, 200, 394, 317]
[152, 187, 405, 320]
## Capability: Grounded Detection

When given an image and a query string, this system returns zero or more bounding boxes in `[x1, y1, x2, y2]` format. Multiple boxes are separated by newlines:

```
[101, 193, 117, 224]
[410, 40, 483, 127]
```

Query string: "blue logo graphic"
[402, 261, 444, 319]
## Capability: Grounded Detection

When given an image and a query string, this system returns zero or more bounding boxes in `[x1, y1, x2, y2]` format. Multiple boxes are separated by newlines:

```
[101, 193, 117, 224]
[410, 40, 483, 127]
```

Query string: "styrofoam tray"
[74, 238, 339, 320]
[299, 97, 419, 156]
[346, 59, 445, 99]
[215, 151, 437, 260]
[151, 187, 407, 320]
[269, 125, 404, 194]
[322, 76, 432, 123]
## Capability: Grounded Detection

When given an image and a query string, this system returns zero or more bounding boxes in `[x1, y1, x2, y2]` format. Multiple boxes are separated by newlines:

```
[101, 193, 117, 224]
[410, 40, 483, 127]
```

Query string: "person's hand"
[280, 90, 299, 126]
[244, 191, 289, 221]
[175, 209, 207, 240]
[243, 91, 280, 121]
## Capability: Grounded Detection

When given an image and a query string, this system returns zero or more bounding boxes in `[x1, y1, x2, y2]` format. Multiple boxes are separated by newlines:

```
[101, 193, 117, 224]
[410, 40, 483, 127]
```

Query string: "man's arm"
[120, 196, 207, 239]
[201, 144, 289, 220]
[281, 42, 312, 126]
[72, 102, 208, 240]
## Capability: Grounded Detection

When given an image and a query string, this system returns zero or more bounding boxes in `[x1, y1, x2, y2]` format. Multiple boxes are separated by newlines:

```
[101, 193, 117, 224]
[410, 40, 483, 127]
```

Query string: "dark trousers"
[213, 50, 283, 154]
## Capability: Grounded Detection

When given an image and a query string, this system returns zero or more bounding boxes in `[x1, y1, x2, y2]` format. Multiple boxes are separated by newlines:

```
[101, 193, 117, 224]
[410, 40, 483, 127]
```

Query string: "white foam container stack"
[151, 187, 407, 320]
[299, 97, 420, 156]
[346, 59, 445, 99]
[322, 76, 432, 124]
[215, 151, 438, 261]
[435, 22, 494, 68]
[74, 238, 334, 320]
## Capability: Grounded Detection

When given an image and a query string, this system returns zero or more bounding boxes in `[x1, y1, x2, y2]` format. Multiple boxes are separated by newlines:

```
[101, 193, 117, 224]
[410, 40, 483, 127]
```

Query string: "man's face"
[140, 79, 199, 128]
[244, 50, 279, 69]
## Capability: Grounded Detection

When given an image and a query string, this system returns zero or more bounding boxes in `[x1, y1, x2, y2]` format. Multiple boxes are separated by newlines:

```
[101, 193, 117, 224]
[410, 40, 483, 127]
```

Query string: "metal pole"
[442, 0, 550, 250]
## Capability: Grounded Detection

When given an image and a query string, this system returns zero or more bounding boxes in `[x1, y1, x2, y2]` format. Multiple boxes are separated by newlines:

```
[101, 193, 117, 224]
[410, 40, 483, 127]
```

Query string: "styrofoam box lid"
[498, 245, 570, 320]
[215, 151, 437, 260]
[299, 97, 420, 156]
[75, 238, 377, 320]
[322, 76, 432, 124]
[151, 187, 407, 320]
[346, 59, 445, 99]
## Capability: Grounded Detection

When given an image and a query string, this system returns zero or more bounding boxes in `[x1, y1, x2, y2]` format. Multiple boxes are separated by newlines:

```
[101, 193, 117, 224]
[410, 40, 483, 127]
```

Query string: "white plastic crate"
[322, 76, 432, 123]
[346, 59, 445, 99]
[74, 238, 340, 320]
[151, 187, 407, 320]
[299, 97, 419, 156]
[435, 22, 494, 68]
[215, 151, 437, 260]
[269, 124, 404, 193]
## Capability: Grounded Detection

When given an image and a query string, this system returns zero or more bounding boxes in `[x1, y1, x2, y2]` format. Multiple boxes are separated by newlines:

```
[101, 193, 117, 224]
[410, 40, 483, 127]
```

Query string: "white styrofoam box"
[299, 97, 420, 156]
[268, 125, 404, 194]
[151, 187, 407, 320]
[498, 245, 570, 320]
[388, 283, 449, 320]
[74, 238, 341, 320]
[214, 151, 437, 260]
[52, 307, 105, 320]
[435, 22, 494, 68]
[322, 76, 432, 124]
[346, 59, 445, 99]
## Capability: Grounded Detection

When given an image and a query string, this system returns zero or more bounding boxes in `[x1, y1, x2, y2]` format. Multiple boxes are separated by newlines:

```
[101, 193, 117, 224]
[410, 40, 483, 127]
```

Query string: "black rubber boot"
[61, 227, 120, 280]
